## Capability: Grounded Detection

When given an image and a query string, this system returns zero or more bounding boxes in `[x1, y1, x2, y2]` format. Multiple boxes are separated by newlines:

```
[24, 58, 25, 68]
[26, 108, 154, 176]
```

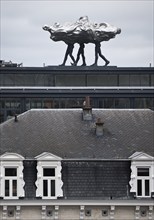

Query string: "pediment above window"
[0, 152, 24, 161]
[35, 152, 62, 161]
[129, 152, 153, 161]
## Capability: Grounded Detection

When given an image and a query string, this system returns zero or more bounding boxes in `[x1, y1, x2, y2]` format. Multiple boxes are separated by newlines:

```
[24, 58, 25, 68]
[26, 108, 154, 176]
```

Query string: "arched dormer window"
[0, 153, 25, 199]
[35, 152, 63, 199]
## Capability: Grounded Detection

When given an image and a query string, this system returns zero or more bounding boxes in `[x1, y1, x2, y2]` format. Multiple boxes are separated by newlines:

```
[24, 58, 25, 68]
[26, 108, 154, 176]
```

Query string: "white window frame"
[0, 153, 25, 199]
[4, 167, 18, 199]
[136, 166, 150, 197]
[129, 152, 154, 198]
[35, 152, 63, 199]
[42, 166, 56, 199]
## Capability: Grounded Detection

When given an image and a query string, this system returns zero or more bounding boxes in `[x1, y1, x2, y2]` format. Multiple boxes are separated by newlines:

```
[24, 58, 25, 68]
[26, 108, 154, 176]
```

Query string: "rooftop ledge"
[0, 86, 154, 90]
[1, 199, 154, 206]
[0, 66, 154, 71]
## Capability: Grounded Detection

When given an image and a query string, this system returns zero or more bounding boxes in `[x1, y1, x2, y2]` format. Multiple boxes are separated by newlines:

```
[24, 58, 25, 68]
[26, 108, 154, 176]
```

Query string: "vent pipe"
[96, 118, 104, 136]
[82, 96, 92, 121]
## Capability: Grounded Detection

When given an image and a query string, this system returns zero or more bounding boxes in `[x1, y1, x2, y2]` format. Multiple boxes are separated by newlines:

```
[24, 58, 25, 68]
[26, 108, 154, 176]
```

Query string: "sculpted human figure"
[72, 43, 86, 66]
[59, 43, 76, 66]
[92, 42, 110, 66]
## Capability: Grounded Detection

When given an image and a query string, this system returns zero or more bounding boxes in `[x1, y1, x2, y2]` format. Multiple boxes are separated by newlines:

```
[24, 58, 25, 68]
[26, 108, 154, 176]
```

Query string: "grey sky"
[1, 0, 153, 67]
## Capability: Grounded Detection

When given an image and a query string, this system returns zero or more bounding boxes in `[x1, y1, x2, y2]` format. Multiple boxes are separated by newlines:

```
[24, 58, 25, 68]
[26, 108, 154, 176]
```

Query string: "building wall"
[0, 205, 154, 219]
[23, 160, 37, 198]
[21, 160, 132, 200]
[21, 206, 42, 219]
[1, 66, 154, 123]
[59, 206, 80, 219]
[62, 161, 132, 199]
[0, 67, 154, 86]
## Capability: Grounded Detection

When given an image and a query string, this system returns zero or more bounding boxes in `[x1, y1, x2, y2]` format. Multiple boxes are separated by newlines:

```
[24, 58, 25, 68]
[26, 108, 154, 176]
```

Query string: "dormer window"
[137, 167, 150, 197]
[0, 153, 25, 199]
[129, 152, 154, 198]
[35, 152, 63, 199]
[43, 168, 56, 198]
[5, 168, 17, 198]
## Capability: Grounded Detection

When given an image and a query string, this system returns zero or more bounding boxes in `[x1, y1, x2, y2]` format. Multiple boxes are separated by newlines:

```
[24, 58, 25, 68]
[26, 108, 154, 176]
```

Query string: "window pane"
[141, 75, 149, 86]
[13, 180, 17, 196]
[137, 168, 149, 176]
[115, 98, 130, 108]
[5, 180, 9, 196]
[43, 180, 48, 196]
[130, 75, 140, 86]
[5, 168, 17, 176]
[137, 180, 142, 196]
[151, 75, 154, 86]
[104, 98, 115, 108]
[51, 180, 55, 197]
[145, 180, 150, 196]
[134, 98, 152, 109]
[119, 75, 129, 86]
[43, 168, 55, 177]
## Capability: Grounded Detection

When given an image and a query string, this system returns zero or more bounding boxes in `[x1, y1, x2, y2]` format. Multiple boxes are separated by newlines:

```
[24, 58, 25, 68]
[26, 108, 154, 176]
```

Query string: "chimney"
[14, 114, 18, 122]
[82, 96, 92, 121]
[95, 118, 104, 136]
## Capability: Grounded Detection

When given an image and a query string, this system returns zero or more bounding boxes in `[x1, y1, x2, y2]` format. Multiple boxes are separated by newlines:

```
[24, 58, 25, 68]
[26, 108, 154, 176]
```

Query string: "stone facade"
[0, 203, 154, 219]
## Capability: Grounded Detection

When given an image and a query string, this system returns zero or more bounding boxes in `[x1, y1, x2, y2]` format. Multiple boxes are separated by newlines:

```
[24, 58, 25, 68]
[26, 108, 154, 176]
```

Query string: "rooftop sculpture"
[43, 16, 121, 66]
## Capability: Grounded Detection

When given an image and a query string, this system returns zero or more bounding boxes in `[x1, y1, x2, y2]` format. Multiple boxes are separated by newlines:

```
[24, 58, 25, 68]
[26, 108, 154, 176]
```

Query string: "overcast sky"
[1, 0, 153, 67]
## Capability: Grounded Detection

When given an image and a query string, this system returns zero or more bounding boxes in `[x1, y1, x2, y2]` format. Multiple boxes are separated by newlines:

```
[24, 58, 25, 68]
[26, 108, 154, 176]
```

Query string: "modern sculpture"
[43, 16, 121, 66]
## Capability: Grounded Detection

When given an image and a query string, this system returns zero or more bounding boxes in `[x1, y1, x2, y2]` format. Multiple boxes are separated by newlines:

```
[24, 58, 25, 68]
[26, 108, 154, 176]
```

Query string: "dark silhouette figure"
[60, 43, 76, 66]
[73, 43, 86, 66]
[92, 42, 110, 66]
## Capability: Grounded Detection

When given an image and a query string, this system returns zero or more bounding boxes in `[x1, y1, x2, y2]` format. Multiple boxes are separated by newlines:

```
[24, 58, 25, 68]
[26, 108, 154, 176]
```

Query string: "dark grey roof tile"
[0, 109, 153, 159]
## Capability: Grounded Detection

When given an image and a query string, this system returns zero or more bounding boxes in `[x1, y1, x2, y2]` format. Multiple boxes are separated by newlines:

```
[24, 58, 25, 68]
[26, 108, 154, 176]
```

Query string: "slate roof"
[0, 109, 153, 159]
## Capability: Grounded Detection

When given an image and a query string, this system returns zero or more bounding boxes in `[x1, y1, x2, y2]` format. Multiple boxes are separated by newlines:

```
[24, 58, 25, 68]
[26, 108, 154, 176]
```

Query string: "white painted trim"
[0, 153, 25, 199]
[0, 152, 24, 161]
[35, 152, 63, 199]
[0, 199, 154, 207]
[129, 152, 154, 161]
[129, 152, 154, 198]
[35, 152, 62, 161]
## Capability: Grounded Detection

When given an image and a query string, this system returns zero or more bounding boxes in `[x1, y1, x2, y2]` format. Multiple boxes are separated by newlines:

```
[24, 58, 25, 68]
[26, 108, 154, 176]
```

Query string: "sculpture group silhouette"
[43, 16, 121, 66]
[60, 42, 109, 66]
